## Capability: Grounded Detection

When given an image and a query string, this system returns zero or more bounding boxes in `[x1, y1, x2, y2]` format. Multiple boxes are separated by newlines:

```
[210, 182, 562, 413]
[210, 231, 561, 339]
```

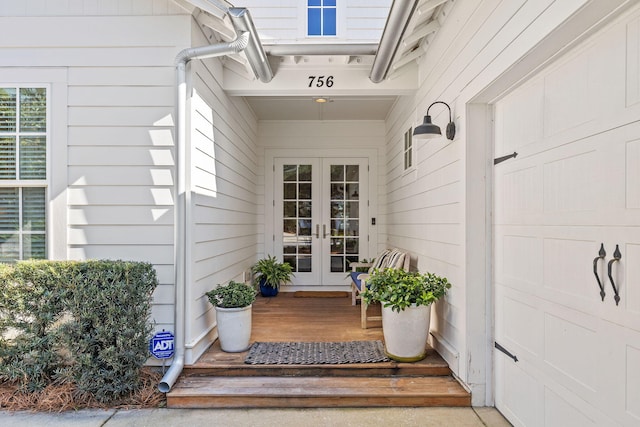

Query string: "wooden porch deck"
[167, 292, 471, 408]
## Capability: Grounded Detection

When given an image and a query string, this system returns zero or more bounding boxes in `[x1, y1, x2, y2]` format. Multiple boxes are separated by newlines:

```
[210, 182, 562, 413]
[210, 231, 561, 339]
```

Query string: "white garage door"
[493, 8, 640, 427]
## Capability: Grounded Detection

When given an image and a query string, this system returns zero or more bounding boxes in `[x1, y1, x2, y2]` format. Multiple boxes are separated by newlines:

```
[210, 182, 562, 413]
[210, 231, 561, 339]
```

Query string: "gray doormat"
[244, 340, 390, 365]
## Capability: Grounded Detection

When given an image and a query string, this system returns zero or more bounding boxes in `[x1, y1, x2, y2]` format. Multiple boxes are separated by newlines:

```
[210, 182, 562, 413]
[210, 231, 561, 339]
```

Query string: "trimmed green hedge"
[0, 260, 158, 402]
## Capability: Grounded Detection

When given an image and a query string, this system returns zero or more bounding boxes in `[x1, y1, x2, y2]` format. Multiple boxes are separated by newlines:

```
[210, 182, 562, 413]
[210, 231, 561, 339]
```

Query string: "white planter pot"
[215, 304, 252, 352]
[381, 303, 431, 362]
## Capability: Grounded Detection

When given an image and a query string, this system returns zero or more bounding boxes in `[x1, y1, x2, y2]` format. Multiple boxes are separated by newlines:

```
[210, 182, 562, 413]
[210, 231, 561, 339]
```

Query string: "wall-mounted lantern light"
[413, 101, 455, 140]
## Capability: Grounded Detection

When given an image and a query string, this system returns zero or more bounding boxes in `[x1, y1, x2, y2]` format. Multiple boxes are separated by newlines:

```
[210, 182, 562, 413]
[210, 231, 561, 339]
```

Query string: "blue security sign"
[150, 330, 174, 359]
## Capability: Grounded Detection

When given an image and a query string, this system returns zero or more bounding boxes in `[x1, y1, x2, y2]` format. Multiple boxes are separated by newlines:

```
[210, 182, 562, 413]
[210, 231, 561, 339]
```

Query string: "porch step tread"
[167, 375, 471, 408]
[188, 344, 450, 377]
[183, 362, 451, 378]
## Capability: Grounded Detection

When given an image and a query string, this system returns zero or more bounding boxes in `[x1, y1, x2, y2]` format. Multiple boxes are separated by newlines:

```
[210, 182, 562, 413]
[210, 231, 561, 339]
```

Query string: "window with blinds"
[0, 87, 47, 262]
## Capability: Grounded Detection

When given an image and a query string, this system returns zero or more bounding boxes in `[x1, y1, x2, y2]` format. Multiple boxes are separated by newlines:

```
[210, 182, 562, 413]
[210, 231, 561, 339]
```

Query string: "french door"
[273, 157, 368, 287]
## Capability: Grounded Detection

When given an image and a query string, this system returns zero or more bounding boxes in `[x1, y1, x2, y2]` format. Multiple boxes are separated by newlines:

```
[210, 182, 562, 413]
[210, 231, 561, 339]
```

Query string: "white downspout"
[158, 30, 250, 394]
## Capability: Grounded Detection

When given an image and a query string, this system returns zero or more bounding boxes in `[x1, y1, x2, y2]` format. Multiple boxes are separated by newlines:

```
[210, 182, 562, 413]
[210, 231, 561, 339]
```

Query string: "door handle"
[593, 243, 606, 301]
[323, 224, 328, 238]
[315, 224, 320, 239]
[607, 244, 622, 306]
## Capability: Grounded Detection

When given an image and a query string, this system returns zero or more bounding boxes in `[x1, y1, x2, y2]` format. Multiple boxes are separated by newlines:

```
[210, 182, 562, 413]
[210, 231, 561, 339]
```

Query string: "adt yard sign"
[150, 330, 174, 359]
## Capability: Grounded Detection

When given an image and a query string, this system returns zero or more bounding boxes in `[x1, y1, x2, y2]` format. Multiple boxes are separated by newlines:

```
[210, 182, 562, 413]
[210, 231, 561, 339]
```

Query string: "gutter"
[159, 6, 271, 394]
[369, 0, 419, 83]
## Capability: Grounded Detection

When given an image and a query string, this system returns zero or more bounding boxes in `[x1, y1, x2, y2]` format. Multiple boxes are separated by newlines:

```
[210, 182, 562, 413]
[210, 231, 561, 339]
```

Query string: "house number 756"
[308, 75, 334, 88]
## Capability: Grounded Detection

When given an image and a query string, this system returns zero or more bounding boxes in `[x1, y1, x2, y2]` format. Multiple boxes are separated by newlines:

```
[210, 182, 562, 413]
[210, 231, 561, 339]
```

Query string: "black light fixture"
[413, 101, 455, 140]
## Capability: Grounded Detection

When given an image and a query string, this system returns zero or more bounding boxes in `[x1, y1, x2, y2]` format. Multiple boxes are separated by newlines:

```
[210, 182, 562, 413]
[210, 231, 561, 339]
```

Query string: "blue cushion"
[350, 271, 363, 291]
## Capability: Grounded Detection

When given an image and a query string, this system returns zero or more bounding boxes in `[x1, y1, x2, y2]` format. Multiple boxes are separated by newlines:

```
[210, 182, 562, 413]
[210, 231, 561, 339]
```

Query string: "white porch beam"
[402, 19, 440, 48]
[224, 63, 418, 96]
[172, 0, 197, 13]
[177, 0, 229, 19]
[415, 0, 449, 18]
[195, 10, 235, 41]
[392, 43, 427, 72]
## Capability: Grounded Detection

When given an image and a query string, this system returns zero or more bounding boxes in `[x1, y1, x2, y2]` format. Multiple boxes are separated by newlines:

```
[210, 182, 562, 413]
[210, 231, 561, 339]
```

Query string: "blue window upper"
[308, 0, 336, 36]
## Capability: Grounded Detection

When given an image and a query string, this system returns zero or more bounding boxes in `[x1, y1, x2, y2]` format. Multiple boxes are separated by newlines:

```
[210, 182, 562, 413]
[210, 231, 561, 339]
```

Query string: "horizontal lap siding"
[384, 0, 595, 400]
[187, 22, 260, 357]
[238, 0, 388, 43]
[0, 0, 184, 16]
[0, 8, 191, 338]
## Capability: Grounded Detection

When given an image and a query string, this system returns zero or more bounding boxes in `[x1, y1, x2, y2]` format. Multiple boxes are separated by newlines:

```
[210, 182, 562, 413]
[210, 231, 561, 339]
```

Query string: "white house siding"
[0, 1, 192, 348]
[238, 0, 390, 43]
[384, 0, 635, 406]
[184, 23, 261, 363]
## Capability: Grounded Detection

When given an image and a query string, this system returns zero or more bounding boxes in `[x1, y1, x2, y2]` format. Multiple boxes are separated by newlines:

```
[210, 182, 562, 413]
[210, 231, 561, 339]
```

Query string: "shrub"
[0, 260, 158, 402]
[0, 261, 74, 392]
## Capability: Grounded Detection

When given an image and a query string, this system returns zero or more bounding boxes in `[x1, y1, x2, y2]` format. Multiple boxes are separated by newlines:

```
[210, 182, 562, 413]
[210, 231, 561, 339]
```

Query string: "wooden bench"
[349, 249, 411, 328]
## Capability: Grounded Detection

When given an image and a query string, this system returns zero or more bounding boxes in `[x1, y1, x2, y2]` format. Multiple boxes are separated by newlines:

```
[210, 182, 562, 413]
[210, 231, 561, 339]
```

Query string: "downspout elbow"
[158, 353, 184, 393]
[174, 30, 250, 66]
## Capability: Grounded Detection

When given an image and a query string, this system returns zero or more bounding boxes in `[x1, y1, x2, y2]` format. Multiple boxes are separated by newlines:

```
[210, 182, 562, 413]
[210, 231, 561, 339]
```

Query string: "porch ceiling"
[243, 95, 398, 121]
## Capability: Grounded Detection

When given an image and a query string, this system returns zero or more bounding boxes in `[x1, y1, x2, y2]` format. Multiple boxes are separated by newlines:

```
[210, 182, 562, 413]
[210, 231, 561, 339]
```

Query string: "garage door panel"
[626, 13, 640, 107]
[589, 23, 627, 118]
[495, 79, 544, 152]
[503, 294, 544, 357]
[544, 52, 591, 136]
[543, 237, 596, 302]
[500, 234, 543, 290]
[503, 360, 545, 427]
[626, 243, 640, 314]
[544, 312, 597, 391]
[543, 150, 598, 214]
[495, 165, 542, 224]
[625, 344, 640, 421]
[545, 387, 598, 427]
[626, 138, 640, 209]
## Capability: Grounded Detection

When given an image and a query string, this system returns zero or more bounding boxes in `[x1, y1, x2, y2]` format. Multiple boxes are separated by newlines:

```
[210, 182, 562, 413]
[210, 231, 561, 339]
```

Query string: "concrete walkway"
[0, 407, 511, 426]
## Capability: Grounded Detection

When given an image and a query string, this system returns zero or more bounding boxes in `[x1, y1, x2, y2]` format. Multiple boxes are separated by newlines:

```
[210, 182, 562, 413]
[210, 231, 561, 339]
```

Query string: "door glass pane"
[329, 164, 360, 273]
[282, 164, 313, 273]
[346, 165, 359, 181]
[299, 165, 312, 181]
[299, 183, 311, 199]
[346, 183, 359, 200]
[284, 183, 296, 199]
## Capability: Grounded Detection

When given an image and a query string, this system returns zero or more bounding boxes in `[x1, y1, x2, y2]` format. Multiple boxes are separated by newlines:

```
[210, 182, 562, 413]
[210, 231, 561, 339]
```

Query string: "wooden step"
[167, 376, 471, 409]
[183, 355, 451, 378]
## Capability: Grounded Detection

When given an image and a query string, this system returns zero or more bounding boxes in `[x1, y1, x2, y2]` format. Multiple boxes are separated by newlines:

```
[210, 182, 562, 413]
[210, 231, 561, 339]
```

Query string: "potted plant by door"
[206, 280, 256, 352]
[361, 268, 451, 362]
[251, 255, 294, 297]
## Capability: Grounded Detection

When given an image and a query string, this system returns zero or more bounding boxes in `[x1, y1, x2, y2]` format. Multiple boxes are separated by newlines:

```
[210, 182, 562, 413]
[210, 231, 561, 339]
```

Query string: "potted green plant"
[251, 255, 294, 297]
[206, 280, 257, 352]
[362, 268, 451, 362]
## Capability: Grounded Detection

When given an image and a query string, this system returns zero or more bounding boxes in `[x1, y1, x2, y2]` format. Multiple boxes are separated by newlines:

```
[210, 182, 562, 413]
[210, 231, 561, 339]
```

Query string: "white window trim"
[403, 127, 415, 173]
[0, 84, 49, 260]
[299, 1, 346, 40]
[0, 68, 68, 260]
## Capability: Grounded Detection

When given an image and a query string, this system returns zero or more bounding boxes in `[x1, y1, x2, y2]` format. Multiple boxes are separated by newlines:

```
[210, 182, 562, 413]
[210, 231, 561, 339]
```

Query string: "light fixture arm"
[426, 101, 452, 124]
